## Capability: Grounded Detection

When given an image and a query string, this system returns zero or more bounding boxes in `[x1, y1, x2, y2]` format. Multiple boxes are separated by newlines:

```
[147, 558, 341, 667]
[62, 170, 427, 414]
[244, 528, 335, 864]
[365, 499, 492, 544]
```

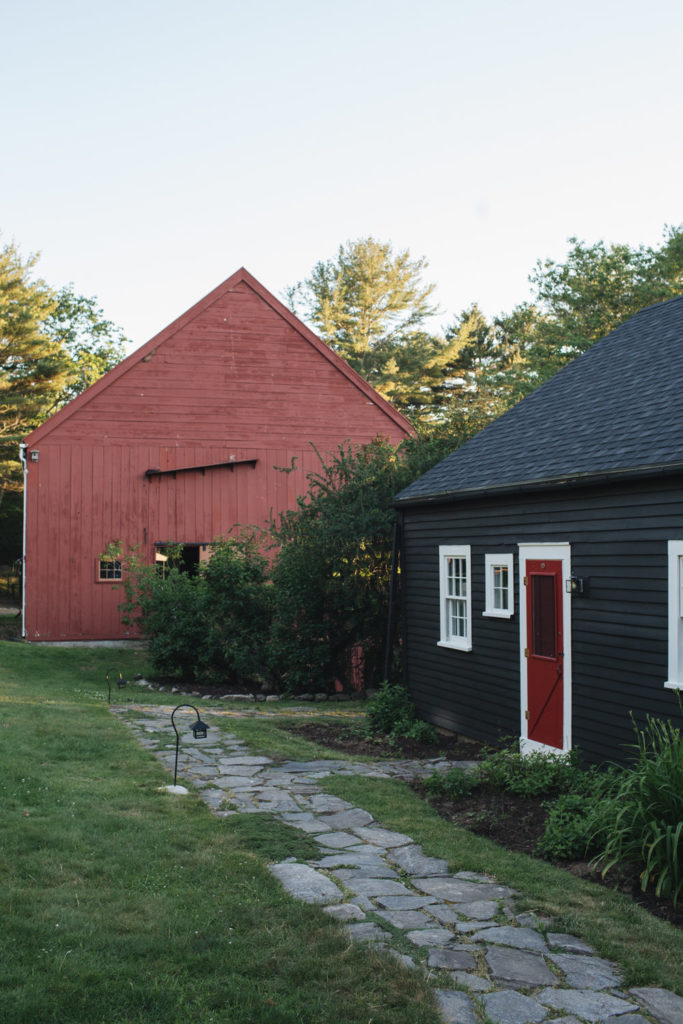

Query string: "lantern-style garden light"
[105, 667, 128, 704]
[171, 704, 209, 787]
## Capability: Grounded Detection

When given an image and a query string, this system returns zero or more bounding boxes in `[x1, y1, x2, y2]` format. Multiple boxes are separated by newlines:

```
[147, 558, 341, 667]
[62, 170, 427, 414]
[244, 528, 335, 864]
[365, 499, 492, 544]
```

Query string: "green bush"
[366, 680, 437, 743]
[479, 744, 585, 797]
[270, 438, 453, 694]
[120, 535, 273, 687]
[590, 712, 683, 906]
[120, 554, 204, 678]
[424, 765, 479, 799]
[537, 793, 595, 861]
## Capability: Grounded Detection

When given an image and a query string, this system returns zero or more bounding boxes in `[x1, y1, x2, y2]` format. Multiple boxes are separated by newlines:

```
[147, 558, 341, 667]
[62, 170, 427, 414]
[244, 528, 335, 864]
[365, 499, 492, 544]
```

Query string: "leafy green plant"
[270, 438, 453, 694]
[424, 766, 479, 799]
[120, 534, 273, 687]
[590, 712, 683, 906]
[479, 744, 585, 797]
[365, 680, 436, 743]
[537, 794, 595, 861]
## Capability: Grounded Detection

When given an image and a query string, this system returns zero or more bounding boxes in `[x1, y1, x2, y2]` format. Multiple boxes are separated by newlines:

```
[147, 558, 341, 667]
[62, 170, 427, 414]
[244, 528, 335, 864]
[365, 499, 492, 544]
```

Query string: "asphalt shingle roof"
[396, 295, 683, 505]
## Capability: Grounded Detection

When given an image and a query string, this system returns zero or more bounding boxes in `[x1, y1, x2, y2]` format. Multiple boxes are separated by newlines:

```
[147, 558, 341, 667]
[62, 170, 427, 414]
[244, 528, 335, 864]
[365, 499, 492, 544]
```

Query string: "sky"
[3, 0, 681, 349]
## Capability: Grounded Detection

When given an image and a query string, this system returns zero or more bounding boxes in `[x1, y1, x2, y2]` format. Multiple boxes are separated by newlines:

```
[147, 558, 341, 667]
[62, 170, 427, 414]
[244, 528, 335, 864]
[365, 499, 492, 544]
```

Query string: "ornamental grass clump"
[590, 712, 683, 907]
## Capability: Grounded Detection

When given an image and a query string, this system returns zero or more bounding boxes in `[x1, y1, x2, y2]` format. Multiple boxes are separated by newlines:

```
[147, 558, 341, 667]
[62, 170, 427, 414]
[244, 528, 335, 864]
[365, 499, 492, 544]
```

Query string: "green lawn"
[1, 640, 681, 1024]
[0, 641, 438, 1024]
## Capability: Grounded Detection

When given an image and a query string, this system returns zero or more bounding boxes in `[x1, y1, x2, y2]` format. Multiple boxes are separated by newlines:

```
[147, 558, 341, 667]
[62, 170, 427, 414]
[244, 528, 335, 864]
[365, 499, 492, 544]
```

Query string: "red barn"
[21, 268, 413, 641]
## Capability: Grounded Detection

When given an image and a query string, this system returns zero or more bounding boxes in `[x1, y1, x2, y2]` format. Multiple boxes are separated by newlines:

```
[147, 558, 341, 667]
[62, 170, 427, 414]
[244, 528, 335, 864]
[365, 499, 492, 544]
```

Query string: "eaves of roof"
[394, 459, 683, 508]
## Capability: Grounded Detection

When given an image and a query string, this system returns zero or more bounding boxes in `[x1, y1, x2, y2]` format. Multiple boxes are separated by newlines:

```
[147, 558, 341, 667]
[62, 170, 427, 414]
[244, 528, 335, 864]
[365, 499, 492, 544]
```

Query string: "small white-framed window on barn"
[666, 540, 683, 689]
[98, 559, 122, 582]
[483, 553, 514, 618]
[438, 545, 472, 651]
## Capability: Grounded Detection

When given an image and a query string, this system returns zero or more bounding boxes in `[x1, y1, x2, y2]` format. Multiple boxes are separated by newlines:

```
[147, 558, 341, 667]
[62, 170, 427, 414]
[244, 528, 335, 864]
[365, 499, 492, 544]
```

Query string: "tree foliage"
[0, 242, 71, 497]
[0, 238, 128, 558]
[287, 237, 440, 410]
[47, 285, 127, 404]
[269, 436, 453, 692]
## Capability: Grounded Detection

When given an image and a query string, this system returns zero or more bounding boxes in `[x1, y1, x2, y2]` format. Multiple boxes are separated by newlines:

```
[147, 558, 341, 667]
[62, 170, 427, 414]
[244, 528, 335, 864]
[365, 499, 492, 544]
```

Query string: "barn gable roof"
[396, 294, 683, 506]
[24, 267, 413, 444]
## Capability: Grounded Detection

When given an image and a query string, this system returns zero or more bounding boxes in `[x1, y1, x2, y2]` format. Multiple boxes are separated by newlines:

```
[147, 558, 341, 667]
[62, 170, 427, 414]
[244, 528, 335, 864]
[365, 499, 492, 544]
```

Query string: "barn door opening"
[519, 544, 572, 754]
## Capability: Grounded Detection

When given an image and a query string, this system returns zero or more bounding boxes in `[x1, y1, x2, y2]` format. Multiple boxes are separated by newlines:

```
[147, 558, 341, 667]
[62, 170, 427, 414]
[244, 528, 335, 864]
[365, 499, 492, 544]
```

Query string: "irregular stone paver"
[434, 989, 478, 1024]
[345, 921, 391, 943]
[471, 924, 548, 952]
[345, 878, 414, 898]
[406, 927, 456, 947]
[317, 808, 374, 830]
[451, 971, 494, 992]
[427, 948, 477, 971]
[115, 705, 681, 1024]
[323, 903, 366, 922]
[549, 952, 622, 990]
[547, 932, 595, 953]
[375, 909, 434, 929]
[486, 947, 558, 987]
[482, 990, 549, 1024]
[453, 899, 499, 920]
[413, 877, 514, 902]
[387, 844, 449, 875]
[629, 988, 683, 1024]
[268, 862, 342, 904]
[375, 894, 439, 909]
[351, 825, 414, 847]
[537, 988, 638, 1022]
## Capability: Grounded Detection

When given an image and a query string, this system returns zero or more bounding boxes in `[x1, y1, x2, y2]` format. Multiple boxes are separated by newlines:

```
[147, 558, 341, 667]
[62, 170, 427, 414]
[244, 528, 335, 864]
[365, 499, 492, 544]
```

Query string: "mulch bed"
[284, 719, 681, 930]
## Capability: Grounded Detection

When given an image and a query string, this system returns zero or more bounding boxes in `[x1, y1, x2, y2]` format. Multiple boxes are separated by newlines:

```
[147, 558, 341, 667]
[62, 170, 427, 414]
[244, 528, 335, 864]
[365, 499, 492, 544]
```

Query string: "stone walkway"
[112, 704, 682, 1024]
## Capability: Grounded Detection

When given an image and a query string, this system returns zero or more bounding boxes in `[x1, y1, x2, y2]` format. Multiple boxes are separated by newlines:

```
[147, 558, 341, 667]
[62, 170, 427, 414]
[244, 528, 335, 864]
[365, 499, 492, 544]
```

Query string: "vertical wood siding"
[401, 476, 683, 764]
[24, 279, 411, 641]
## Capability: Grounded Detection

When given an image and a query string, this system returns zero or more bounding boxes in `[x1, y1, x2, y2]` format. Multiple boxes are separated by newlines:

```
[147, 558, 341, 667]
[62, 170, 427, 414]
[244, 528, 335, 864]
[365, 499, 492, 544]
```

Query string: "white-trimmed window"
[666, 540, 683, 689]
[483, 553, 514, 618]
[98, 559, 122, 582]
[438, 545, 472, 651]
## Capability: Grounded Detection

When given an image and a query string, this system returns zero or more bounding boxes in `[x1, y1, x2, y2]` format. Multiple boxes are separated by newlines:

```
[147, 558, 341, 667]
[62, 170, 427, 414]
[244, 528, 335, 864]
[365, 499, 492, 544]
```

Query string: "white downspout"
[19, 443, 27, 638]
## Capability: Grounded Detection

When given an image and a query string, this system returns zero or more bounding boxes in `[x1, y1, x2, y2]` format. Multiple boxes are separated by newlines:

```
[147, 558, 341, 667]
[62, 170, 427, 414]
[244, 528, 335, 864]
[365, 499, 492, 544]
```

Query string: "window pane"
[531, 574, 555, 657]
[493, 565, 508, 610]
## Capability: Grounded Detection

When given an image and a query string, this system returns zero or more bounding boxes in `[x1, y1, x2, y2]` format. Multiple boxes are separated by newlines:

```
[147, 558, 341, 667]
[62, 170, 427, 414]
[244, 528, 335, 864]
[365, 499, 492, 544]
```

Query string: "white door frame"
[518, 543, 572, 755]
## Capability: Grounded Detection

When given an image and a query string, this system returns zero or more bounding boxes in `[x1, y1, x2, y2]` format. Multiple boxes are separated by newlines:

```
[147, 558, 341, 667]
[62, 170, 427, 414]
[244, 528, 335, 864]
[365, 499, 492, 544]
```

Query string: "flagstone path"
[112, 704, 683, 1024]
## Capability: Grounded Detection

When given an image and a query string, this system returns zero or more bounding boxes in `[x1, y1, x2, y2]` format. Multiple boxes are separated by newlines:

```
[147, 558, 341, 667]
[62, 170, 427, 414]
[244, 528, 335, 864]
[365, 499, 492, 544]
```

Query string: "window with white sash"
[666, 540, 683, 689]
[438, 545, 472, 651]
[483, 553, 514, 618]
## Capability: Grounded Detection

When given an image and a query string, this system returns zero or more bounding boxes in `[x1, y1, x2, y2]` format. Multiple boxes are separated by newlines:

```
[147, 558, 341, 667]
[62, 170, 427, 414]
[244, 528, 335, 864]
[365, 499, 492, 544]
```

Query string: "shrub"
[120, 534, 273, 687]
[537, 794, 595, 861]
[479, 744, 585, 797]
[366, 680, 437, 743]
[590, 712, 683, 906]
[424, 765, 479, 799]
[196, 536, 274, 687]
[270, 438, 454, 693]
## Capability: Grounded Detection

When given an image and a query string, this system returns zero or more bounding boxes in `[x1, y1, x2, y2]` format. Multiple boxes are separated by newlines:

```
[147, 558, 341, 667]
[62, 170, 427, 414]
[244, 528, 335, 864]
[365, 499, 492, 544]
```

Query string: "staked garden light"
[105, 667, 128, 704]
[171, 704, 209, 787]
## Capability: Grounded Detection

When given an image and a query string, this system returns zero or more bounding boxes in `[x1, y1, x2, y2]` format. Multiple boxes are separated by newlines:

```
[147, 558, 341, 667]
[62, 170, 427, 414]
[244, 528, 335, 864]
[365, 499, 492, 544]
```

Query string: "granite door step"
[114, 706, 682, 1024]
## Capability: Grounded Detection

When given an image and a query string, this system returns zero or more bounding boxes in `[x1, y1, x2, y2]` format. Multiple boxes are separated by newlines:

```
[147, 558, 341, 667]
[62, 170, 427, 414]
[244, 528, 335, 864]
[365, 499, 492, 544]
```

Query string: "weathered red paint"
[23, 269, 413, 641]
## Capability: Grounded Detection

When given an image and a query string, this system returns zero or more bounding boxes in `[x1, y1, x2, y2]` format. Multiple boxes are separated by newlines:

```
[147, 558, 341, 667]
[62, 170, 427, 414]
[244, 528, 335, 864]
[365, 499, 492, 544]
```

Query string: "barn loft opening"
[154, 543, 210, 576]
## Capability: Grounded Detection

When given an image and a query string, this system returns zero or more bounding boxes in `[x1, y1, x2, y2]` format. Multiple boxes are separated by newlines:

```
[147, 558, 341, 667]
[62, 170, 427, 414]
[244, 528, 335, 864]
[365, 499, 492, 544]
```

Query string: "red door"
[525, 559, 564, 749]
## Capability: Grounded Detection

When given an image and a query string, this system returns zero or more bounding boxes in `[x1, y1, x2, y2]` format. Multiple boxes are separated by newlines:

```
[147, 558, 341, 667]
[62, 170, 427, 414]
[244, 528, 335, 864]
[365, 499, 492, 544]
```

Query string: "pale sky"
[3, 0, 681, 349]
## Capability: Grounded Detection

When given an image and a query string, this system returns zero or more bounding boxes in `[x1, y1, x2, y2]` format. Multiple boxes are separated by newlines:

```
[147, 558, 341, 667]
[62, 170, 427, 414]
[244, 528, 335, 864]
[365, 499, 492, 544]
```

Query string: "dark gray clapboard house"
[394, 296, 683, 764]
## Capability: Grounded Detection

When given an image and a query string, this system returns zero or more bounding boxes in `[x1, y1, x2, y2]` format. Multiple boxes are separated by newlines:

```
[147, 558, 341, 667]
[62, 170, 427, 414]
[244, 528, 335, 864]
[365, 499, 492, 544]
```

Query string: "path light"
[171, 704, 209, 788]
[105, 667, 128, 704]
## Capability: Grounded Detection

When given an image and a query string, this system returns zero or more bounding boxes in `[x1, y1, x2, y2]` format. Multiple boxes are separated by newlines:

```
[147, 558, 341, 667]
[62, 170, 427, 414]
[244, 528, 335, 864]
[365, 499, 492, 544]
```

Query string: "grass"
[3, 638, 682, 1020]
[0, 640, 440, 1024]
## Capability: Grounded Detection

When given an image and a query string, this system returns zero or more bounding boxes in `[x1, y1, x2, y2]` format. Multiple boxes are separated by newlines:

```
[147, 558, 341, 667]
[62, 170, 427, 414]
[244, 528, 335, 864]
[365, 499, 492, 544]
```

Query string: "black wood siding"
[400, 475, 683, 765]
